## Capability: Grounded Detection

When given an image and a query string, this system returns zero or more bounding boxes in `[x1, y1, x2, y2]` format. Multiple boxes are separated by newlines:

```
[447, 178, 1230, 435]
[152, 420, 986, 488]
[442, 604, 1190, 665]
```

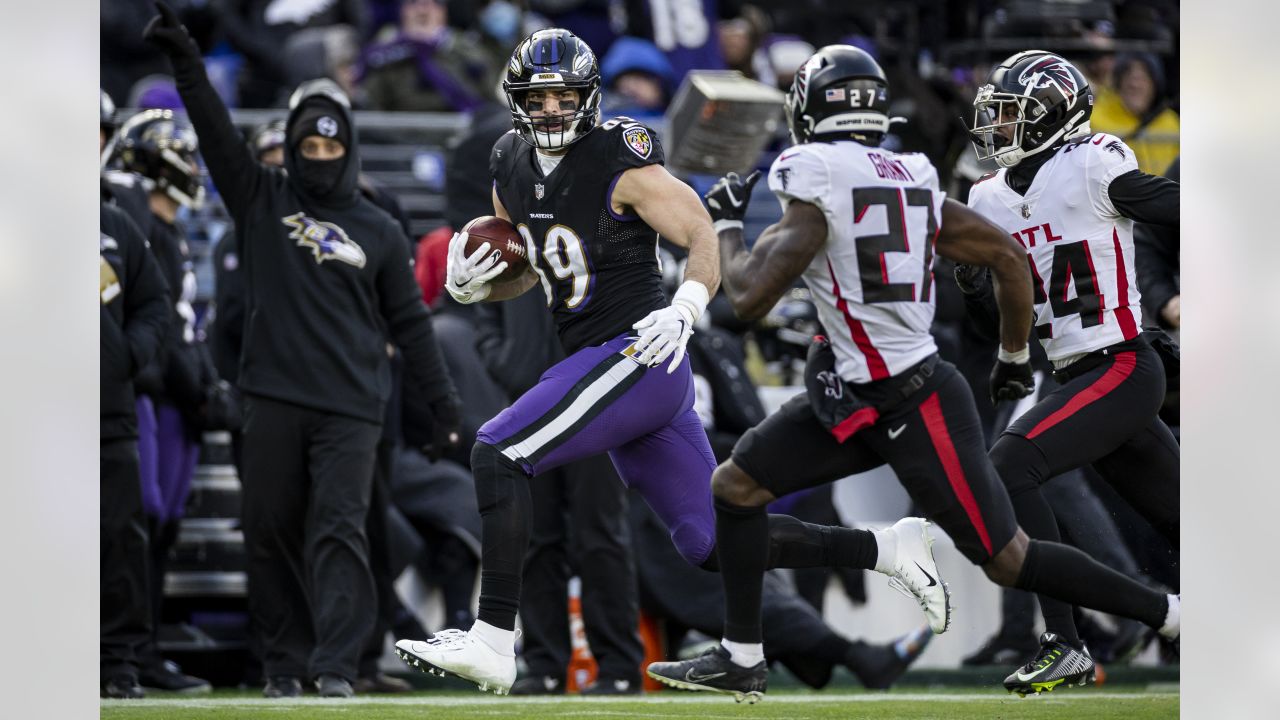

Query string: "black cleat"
[263, 676, 303, 698]
[101, 674, 145, 699]
[315, 674, 354, 698]
[509, 675, 565, 696]
[646, 645, 767, 704]
[138, 660, 212, 694]
[1004, 632, 1096, 697]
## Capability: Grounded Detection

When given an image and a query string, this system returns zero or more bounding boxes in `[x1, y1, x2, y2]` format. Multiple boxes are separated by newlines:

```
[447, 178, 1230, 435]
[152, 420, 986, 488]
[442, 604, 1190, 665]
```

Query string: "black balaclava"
[288, 98, 352, 200]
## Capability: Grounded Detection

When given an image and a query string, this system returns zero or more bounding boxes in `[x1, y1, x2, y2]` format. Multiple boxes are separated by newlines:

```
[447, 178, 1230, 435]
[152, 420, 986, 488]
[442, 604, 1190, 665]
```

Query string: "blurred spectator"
[129, 75, 186, 111]
[283, 25, 363, 103]
[215, 0, 371, 108]
[103, 0, 176, 105]
[1135, 158, 1180, 332]
[100, 201, 172, 700]
[388, 449, 484, 633]
[531, 0, 617, 58]
[1089, 52, 1179, 174]
[763, 36, 814, 91]
[360, 0, 497, 112]
[616, 0, 725, 85]
[600, 37, 676, 126]
[717, 8, 771, 83]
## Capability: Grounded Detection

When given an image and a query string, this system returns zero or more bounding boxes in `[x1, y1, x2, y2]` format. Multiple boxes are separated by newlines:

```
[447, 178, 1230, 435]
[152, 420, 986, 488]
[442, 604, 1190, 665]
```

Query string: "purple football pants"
[478, 334, 717, 565]
[135, 395, 200, 523]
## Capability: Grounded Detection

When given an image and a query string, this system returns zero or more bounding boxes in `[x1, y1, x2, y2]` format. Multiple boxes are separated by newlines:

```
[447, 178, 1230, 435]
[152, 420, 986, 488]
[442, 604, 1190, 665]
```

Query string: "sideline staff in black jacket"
[146, 2, 460, 698]
[101, 202, 170, 698]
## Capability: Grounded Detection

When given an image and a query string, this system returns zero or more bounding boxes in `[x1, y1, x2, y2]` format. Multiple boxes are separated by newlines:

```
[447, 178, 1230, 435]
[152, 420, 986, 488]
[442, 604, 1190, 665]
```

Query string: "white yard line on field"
[102, 691, 1177, 709]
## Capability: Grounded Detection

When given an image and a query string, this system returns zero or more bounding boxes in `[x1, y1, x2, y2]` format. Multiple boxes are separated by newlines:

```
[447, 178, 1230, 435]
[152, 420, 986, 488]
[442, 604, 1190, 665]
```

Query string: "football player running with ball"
[396, 29, 951, 696]
[962, 50, 1180, 695]
[645, 45, 1180, 703]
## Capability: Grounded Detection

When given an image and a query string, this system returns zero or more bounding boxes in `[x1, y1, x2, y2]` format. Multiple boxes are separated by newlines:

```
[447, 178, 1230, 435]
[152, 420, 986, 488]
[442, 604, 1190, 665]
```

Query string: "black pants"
[358, 438, 399, 679]
[240, 394, 381, 682]
[734, 360, 1017, 565]
[519, 453, 644, 684]
[101, 438, 151, 680]
[994, 343, 1179, 547]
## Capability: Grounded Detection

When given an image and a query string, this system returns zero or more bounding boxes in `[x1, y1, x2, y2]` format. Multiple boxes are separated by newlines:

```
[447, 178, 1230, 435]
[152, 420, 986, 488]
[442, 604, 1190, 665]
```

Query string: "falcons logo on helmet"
[1017, 56, 1079, 105]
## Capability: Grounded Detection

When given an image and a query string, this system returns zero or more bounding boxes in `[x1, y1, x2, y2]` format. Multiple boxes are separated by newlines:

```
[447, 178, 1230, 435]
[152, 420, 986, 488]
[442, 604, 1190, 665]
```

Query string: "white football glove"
[445, 230, 508, 304]
[631, 281, 709, 373]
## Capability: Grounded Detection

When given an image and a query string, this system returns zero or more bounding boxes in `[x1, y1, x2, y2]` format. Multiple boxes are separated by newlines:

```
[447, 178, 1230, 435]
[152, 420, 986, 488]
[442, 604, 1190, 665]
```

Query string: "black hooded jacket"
[101, 202, 171, 440]
[169, 63, 455, 423]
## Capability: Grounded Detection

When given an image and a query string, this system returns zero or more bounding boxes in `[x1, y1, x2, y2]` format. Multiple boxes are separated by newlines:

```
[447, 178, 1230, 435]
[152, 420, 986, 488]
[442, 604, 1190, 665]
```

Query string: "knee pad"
[989, 434, 1049, 496]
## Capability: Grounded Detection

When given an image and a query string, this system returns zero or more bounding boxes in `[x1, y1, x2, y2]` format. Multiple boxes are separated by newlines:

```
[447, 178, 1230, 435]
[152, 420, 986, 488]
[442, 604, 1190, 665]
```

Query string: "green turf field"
[101, 688, 1178, 719]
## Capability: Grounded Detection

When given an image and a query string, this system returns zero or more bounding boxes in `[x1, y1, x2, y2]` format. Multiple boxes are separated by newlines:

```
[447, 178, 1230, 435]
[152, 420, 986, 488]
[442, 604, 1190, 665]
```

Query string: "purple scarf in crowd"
[359, 31, 484, 112]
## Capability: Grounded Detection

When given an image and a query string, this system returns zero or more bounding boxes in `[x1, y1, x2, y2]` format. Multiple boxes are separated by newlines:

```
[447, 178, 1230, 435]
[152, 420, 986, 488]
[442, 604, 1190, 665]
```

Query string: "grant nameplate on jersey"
[664, 71, 785, 177]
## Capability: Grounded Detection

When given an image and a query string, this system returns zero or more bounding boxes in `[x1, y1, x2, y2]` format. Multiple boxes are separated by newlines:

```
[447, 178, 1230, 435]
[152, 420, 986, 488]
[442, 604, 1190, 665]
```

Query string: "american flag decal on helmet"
[1017, 55, 1079, 105]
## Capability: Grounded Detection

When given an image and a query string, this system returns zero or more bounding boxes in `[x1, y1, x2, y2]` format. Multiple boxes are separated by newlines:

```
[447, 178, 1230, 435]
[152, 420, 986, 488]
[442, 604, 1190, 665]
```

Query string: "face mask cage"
[506, 82, 599, 151]
[969, 84, 1052, 167]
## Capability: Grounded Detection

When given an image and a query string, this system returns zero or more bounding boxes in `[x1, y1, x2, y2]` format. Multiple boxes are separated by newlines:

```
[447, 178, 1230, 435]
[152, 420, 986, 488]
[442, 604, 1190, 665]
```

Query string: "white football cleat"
[395, 630, 517, 695]
[883, 517, 952, 634]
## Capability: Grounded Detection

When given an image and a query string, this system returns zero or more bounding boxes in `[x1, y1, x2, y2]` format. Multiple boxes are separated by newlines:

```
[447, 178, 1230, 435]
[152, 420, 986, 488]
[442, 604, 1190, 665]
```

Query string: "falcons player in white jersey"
[964, 50, 1180, 696]
[646, 45, 1181, 703]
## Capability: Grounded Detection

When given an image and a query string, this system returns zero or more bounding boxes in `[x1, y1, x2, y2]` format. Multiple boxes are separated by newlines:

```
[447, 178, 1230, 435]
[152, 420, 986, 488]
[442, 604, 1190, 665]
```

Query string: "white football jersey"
[967, 133, 1144, 362]
[768, 141, 944, 384]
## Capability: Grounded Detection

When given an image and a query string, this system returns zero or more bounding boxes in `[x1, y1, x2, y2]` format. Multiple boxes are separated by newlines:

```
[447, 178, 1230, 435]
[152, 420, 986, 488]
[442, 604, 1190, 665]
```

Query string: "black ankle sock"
[476, 572, 521, 630]
[1015, 540, 1167, 629]
[716, 497, 769, 644]
[764, 514, 878, 570]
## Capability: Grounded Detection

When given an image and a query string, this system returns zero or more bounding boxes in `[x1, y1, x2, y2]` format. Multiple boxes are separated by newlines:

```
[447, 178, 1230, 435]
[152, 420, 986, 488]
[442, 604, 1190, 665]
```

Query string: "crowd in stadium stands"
[100, 0, 1179, 698]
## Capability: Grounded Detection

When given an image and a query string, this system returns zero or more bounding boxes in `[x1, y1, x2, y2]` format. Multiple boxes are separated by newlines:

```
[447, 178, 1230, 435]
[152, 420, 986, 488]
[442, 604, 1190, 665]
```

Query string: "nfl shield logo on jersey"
[624, 126, 652, 159]
[1021, 204, 1032, 219]
[535, 183, 545, 199]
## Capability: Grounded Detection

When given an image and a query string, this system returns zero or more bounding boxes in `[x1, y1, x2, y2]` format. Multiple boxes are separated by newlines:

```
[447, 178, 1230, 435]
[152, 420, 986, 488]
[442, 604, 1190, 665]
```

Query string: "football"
[462, 215, 529, 283]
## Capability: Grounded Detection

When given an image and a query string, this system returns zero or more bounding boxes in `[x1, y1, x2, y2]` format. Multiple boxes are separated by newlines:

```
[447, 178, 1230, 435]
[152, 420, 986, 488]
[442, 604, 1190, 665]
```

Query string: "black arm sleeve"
[167, 48, 266, 220]
[1108, 169, 1179, 226]
[113, 208, 171, 375]
[378, 223, 458, 406]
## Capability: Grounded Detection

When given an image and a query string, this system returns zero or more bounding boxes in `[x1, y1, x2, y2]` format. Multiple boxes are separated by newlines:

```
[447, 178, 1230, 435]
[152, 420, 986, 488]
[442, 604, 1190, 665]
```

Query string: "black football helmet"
[250, 119, 286, 160]
[503, 29, 601, 151]
[969, 50, 1093, 168]
[785, 45, 891, 146]
[113, 109, 204, 208]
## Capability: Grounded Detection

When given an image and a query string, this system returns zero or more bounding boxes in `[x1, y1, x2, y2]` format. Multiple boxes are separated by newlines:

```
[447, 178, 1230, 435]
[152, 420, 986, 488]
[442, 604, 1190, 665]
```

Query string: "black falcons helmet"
[969, 50, 1093, 168]
[114, 109, 204, 208]
[786, 45, 891, 146]
[503, 28, 601, 151]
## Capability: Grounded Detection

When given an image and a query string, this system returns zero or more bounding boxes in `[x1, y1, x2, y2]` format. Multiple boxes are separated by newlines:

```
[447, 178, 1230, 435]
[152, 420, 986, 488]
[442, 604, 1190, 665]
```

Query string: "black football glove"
[954, 263, 990, 296]
[143, 1, 202, 69]
[704, 170, 762, 228]
[422, 396, 462, 462]
[990, 356, 1034, 405]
